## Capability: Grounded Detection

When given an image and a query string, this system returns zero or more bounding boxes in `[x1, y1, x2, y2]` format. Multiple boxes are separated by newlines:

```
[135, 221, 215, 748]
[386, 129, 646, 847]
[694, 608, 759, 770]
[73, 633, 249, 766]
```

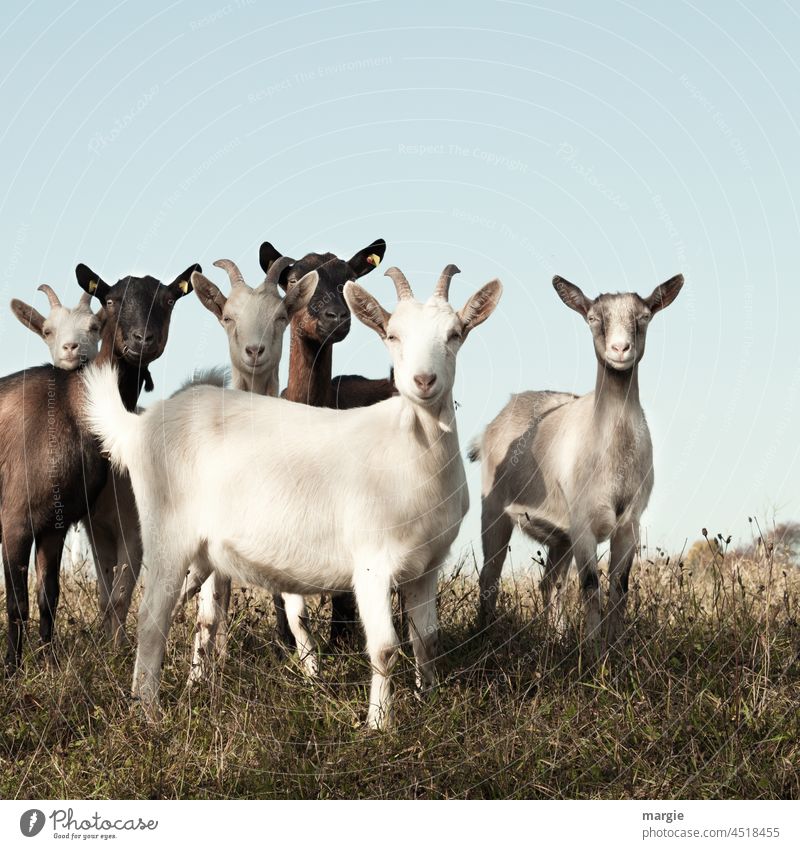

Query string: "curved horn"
[265, 256, 294, 291]
[213, 258, 246, 288]
[434, 264, 461, 301]
[37, 284, 61, 309]
[384, 266, 414, 301]
[78, 290, 93, 308]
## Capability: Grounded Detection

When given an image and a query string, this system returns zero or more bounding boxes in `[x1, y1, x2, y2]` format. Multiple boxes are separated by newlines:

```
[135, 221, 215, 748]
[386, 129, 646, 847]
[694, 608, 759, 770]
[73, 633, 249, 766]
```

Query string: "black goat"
[0, 261, 198, 669]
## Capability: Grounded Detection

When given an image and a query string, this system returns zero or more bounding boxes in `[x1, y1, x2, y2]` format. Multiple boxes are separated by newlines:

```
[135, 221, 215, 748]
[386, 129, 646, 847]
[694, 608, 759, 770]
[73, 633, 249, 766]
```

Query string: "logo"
[20, 809, 45, 837]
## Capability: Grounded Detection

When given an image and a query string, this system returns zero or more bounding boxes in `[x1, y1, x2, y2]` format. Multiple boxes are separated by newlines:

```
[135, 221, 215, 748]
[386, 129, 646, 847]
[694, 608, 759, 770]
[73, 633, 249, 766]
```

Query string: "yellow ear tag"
[178, 280, 190, 294]
[367, 253, 381, 267]
[88, 280, 98, 293]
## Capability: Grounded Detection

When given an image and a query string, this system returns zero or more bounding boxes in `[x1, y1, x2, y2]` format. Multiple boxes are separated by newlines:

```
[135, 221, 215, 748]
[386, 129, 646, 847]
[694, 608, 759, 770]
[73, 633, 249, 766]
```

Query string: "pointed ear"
[10, 299, 46, 337]
[283, 270, 319, 317]
[644, 274, 684, 314]
[259, 241, 282, 274]
[343, 282, 391, 337]
[191, 271, 227, 320]
[552, 275, 593, 316]
[260, 242, 295, 290]
[348, 238, 387, 278]
[75, 263, 111, 302]
[458, 279, 502, 337]
[168, 263, 201, 299]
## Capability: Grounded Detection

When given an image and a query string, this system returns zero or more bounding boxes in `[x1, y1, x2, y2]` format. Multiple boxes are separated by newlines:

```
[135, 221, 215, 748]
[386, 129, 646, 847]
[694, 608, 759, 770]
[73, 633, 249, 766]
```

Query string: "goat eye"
[386, 333, 398, 343]
[167, 298, 175, 308]
[637, 313, 651, 323]
[222, 315, 232, 324]
[105, 299, 114, 308]
[447, 331, 461, 342]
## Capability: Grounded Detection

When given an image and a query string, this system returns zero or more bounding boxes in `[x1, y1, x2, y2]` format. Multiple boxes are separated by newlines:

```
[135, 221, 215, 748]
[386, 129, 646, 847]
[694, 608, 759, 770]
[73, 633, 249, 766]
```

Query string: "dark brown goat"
[259, 239, 395, 646]
[0, 262, 197, 669]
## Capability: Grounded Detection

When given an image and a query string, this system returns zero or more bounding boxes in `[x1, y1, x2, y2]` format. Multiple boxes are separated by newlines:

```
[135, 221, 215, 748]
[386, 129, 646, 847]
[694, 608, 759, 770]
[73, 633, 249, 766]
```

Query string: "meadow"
[1, 531, 798, 800]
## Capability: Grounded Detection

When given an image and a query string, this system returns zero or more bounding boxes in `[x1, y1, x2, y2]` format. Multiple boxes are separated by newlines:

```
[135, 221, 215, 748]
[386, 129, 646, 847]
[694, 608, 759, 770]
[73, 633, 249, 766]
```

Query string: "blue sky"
[1, 0, 798, 561]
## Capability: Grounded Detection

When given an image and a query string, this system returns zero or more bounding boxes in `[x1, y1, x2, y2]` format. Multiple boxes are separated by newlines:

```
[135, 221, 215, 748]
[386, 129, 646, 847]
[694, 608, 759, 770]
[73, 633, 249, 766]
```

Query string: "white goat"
[83, 264, 501, 729]
[177, 256, 318, 681]
[11, 285, 104, 369]
[10, 284, 140, 642]
[472, 274, 683, 648]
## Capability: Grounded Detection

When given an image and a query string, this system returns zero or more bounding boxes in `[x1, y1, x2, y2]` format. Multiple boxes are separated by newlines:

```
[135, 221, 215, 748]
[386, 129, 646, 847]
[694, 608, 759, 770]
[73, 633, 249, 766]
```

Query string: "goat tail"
[466, 438, 481, 463]
[82, 361, 141, 472]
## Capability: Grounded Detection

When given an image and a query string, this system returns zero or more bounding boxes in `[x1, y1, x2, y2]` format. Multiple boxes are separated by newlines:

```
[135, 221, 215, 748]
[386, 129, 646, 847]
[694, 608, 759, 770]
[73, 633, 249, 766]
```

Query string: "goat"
[11, 285, 104, 369]
[83, 264, 501, 728]
[0, 262, 197, 668]
[10, 284, 141, 644]
[178, 256, 318, 682]
[259, 238, 394, 647]
[471, 274, 684, 648]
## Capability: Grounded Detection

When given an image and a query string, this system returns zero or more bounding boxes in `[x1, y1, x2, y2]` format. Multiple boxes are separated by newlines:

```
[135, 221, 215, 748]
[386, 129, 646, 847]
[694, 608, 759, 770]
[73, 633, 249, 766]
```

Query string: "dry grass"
[1, 539, 798, 799]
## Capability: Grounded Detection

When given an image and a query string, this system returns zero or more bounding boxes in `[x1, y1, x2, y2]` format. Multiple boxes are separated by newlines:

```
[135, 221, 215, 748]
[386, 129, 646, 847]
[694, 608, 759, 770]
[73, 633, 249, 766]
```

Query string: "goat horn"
[265, 256, 294, 291]
[434, 264, 461, 301]
[384, 267, 414, 301]
[213, 259, 246, 288]
[78, 290, 93, 308]
[37, 284, 61, 309]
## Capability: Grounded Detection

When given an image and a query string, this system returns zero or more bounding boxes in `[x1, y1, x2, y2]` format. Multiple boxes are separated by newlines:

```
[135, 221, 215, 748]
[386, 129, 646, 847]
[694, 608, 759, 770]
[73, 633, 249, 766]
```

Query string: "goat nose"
[611, 341, 631, 354]
[132, 330, 155, 345]
[245, 344, 265, 359]
[414, 373, 437, 393]
[62, 342, 79, 352]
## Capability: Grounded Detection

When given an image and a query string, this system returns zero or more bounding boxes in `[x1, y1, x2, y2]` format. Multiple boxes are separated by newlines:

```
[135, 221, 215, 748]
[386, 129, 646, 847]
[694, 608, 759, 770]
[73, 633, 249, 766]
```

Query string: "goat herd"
[0, 237, 683, 729]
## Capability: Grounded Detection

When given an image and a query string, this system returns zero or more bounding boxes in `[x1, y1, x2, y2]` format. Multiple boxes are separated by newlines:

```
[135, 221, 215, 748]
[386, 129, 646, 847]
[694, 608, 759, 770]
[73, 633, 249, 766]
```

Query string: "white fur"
[11, 288, 104, 370]
[82, 267, 501, 729]
[173, 260, 318, 681]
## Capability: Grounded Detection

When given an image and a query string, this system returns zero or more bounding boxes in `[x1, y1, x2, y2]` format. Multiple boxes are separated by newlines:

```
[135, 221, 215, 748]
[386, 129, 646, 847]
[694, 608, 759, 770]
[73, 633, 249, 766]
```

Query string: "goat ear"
[348, 238, 387, 278]
[260, 242, 295, 290]
[552, 276, 592, 317]
[10, 299, 46, 336]
[283, 270, 318, 317]
[191, 271, 227, 320]
[344, 281, 390, 337]
[259, 241, 282, 274]
[168, 264, 201, 299]
[75, 263, 111, 302]
[458, 279, 503, 337]
[644, 274, 684, 314]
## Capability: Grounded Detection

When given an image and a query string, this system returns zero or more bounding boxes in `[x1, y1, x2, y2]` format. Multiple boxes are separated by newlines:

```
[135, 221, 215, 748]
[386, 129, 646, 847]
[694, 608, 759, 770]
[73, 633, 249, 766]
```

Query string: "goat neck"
[592, 357, 642, 428]
[284, 323, 334, 407]
[94, 323, 148, 412]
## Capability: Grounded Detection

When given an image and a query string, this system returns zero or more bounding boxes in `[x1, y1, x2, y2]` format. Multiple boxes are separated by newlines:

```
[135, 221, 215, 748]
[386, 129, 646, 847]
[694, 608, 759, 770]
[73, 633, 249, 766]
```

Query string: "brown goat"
[0, 262, 197, 669]
[259, 239, 395, 646]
